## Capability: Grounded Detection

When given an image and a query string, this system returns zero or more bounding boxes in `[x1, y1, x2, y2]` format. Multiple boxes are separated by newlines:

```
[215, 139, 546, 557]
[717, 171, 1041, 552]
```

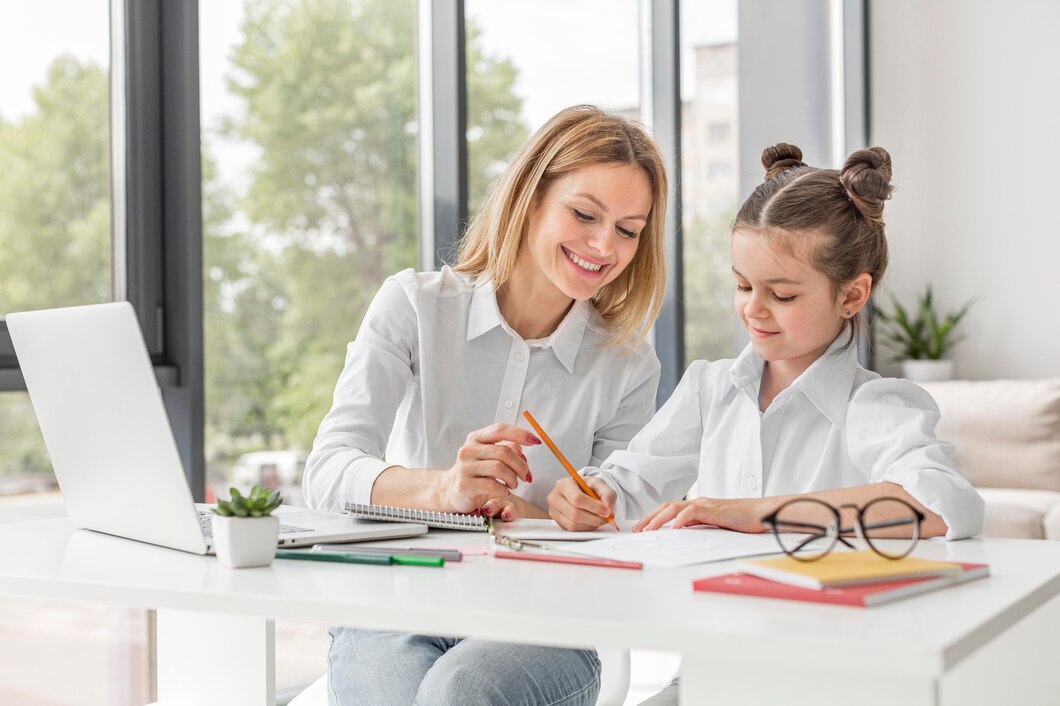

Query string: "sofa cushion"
[976, 488, 1060, 539]
[1044, 504, 1060, 541]
[917, 379, 1060, 491]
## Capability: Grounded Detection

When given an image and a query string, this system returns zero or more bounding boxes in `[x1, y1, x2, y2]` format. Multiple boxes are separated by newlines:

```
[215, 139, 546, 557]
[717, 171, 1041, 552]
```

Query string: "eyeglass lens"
[770, 499, 838, 560]
[860, 498, 920, 559]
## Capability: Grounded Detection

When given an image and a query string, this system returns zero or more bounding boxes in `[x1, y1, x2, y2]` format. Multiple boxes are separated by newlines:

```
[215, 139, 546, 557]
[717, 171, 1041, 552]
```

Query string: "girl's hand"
[480, 494, 550, 522]
[632, 497, 770, 533]
[547, 477, 617, 531]
[435, 424, 540, 513]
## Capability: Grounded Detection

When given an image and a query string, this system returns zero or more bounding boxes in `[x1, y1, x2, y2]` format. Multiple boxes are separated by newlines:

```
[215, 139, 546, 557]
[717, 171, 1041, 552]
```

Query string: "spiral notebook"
[344, 502, 489, 532]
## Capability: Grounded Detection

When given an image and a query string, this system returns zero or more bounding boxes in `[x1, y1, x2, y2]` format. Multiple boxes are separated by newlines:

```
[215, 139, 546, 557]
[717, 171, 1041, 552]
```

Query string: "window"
[199, 0, 421, 692]
[464, 0, 641, 213]
[708, 160, 733, 179]
[680, 0, 740, 364]
[0, 4, 152, 704]
[708, 121, 731, 142]
[0, 2, 111, 498]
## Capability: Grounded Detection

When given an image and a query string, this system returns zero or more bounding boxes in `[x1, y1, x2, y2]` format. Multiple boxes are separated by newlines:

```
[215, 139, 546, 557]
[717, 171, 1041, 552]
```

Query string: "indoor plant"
[212, 485, 283, 568]
[876, 285, 972, 382]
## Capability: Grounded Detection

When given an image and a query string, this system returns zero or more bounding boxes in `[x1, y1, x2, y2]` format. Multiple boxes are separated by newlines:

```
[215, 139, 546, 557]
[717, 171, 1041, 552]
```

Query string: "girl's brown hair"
[454, 105, 668, 348]
[734, 142, 894, 342]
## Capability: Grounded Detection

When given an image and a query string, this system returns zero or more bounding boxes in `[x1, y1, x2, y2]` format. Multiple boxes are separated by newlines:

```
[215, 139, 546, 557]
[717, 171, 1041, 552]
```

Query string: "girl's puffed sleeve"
[846, 378, 985, 539]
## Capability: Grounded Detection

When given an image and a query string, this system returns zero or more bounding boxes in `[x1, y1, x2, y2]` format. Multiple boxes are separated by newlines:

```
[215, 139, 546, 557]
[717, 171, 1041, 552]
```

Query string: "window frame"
[0, 0, 205, 497]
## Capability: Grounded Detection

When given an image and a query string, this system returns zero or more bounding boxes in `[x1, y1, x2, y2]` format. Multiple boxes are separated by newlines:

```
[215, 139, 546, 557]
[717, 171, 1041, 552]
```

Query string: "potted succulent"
[876, 285, 972, 382]
[212, 485, 283, 568]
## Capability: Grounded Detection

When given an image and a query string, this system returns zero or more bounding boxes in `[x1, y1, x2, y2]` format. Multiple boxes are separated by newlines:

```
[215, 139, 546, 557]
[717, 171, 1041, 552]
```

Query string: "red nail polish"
[528, 435, 542, 445]
[518, 451, 527, 460]
[527, 471, 533, 483]
[502, 512, 513, 521]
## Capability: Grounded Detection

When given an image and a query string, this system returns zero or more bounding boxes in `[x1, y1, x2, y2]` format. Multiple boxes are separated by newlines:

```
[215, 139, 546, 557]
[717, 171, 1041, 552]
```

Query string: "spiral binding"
[344, 502, 489, 532]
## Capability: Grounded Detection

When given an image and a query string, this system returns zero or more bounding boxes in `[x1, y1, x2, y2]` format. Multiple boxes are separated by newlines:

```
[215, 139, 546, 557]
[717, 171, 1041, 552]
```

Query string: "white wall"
[871, 1, 1060, 379]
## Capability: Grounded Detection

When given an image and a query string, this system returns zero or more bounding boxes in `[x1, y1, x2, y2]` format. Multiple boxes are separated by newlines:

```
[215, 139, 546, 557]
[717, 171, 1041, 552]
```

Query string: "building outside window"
[681, 1, 741, 366]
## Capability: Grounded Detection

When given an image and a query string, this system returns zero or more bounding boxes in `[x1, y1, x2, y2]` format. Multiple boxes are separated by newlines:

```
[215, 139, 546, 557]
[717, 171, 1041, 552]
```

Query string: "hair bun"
[840, 147, 893, 223]
[762, 143, 807, 180]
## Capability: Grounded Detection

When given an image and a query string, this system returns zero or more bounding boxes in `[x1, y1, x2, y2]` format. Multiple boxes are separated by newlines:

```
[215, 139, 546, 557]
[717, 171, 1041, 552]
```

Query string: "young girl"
[550, 142, 984, 544]
[304, 105, 668, 705]
[549, 142, 984, 704]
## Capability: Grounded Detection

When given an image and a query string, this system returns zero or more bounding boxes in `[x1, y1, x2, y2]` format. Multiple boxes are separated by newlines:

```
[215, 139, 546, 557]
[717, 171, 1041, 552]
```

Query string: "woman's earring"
[844, 310, 852, 318]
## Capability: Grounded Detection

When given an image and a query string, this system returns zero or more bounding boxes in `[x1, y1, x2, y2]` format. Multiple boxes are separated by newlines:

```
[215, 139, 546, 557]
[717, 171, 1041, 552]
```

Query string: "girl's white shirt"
[585, 335, 986, 540]
[303, 267, 661, 513]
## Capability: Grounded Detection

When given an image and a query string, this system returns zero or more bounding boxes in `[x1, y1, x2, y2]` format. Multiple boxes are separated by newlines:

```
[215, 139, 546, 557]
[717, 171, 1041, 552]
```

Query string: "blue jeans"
[327, 627, 601, 706]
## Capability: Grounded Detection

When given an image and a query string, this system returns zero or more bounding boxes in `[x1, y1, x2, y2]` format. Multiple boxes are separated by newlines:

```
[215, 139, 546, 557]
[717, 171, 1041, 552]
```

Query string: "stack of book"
[693, 550, 989, 607]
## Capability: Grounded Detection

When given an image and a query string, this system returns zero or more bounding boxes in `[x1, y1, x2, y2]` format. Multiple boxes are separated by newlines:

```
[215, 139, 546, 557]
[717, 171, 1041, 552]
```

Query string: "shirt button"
[515, 353, 525, 361]
[504, 400, 514, 409]
[749, 477, 758, 489]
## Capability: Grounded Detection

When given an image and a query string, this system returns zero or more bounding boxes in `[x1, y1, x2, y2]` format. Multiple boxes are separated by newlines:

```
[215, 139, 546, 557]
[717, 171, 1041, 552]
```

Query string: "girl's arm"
[550, 359, 704, 529]
[632, 481, 946, 536]
[635, 378, 985, 540]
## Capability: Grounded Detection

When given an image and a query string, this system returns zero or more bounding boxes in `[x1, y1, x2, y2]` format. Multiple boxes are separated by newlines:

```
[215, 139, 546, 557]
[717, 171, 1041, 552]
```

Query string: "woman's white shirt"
[303, 267, 661, 513]
[585, 336, 985, 540]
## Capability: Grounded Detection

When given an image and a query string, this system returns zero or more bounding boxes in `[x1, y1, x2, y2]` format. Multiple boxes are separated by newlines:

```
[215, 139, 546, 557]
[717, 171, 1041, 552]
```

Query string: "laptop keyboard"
[198, 510, 310, 537]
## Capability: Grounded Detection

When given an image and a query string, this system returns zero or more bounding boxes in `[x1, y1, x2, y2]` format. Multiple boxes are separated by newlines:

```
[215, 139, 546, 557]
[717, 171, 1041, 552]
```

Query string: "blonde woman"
[304, 105, 669, 705]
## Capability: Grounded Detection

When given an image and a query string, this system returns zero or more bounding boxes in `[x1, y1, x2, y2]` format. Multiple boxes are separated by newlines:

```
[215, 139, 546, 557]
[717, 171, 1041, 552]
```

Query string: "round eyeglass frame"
[761, 496, 925, 562]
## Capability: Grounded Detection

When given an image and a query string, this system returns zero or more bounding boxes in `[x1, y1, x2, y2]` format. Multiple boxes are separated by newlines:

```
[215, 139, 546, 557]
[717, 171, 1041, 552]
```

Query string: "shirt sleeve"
[845, 378, 986, 540]
[588, 346, 661, 468]
[302, 273, 417, 513]
[585, 360, 707, 521]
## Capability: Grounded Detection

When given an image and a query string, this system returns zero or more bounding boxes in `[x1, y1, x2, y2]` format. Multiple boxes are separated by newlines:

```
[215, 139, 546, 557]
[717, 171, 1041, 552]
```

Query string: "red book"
[692, 563, 989, 607]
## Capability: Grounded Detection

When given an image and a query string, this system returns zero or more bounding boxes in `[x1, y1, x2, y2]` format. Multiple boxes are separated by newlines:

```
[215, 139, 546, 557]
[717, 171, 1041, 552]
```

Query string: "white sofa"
[917, 378, 1060, 540]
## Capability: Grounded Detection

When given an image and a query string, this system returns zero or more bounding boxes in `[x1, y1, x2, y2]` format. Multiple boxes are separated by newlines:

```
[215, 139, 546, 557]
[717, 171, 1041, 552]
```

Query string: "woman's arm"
[372, 424, 540, 514]
[303, 274, 533, 514]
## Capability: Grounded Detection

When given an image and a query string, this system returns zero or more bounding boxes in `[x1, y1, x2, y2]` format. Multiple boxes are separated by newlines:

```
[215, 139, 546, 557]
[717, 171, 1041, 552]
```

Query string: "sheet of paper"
[493, 518, 635, 541]
[565, 527, 788, 568]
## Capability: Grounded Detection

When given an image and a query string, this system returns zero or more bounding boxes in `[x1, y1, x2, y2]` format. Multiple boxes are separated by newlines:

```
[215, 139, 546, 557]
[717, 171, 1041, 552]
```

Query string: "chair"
[288, 647, 630, 706]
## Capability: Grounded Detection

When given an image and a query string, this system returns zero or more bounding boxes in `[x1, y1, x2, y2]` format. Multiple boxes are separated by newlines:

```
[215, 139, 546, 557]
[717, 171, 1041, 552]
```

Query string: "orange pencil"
[521, 410, 620, 532]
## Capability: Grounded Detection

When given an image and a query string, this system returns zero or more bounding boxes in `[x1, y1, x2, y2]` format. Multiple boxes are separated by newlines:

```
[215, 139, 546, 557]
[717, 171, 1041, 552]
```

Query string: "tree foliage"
[0, 56, 110, 476]
[0, 1, 529, 479]
[205, 0, 528, 463]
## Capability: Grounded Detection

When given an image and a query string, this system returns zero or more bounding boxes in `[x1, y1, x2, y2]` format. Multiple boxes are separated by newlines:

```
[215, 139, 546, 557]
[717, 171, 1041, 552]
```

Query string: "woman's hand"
[547, 477, 617, 531]
[632, 497, 770, 533]
[434, 423, 540, 513]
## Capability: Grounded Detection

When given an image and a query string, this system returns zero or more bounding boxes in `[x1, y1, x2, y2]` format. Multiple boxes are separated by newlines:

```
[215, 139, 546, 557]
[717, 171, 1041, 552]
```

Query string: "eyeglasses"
[761, 497, 925, 562]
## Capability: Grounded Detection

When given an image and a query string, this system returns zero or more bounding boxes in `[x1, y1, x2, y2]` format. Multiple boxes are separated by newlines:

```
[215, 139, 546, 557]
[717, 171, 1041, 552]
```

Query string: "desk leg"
[680, 656, 936, 706]
[156, 609, 275, 706]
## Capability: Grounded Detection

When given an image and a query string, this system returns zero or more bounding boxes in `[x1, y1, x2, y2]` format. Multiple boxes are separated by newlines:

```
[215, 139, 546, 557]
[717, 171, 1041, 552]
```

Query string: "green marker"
[275, 549, 443, 567]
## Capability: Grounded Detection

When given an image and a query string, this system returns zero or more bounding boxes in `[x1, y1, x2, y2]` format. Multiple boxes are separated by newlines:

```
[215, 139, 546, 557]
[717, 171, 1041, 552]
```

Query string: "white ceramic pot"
[900, 358, 955, 382]
[212, 514, 279, 568]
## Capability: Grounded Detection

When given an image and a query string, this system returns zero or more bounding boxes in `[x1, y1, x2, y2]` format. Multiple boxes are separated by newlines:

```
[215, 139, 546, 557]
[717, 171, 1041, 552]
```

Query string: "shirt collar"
[729, 333, 860, 425]
[467, 278, 505, 341]
[466, 278, 591, 374]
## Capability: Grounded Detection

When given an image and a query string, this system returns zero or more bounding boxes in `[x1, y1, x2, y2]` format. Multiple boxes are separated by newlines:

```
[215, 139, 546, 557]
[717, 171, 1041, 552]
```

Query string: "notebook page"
[495, 518, 635, 541]
[565, 526, 787, 568]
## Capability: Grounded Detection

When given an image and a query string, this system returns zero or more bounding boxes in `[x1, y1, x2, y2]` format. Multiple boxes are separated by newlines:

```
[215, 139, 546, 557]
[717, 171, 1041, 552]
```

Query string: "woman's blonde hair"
[454, 105, 668, 348]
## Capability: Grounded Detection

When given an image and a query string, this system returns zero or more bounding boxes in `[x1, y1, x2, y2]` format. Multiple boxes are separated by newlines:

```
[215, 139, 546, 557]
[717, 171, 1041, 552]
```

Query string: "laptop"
[6, 301, 426, 554]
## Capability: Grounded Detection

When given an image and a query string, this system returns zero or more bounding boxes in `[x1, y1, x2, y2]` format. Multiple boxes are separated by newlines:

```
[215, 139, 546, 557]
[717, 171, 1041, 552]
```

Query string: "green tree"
[683, 210, 739, 363]
[0, 56, 110, 477]
[0, 55, 109, 314]
[206, 0, 528, 464]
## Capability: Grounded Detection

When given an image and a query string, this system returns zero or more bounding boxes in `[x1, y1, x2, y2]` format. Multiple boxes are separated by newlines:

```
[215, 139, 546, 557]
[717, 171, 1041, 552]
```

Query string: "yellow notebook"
[737, 550, 964, 589]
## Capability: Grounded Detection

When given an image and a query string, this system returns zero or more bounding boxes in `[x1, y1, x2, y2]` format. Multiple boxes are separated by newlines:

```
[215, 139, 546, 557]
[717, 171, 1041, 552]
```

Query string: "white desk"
[1, 518, 1059, 706]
